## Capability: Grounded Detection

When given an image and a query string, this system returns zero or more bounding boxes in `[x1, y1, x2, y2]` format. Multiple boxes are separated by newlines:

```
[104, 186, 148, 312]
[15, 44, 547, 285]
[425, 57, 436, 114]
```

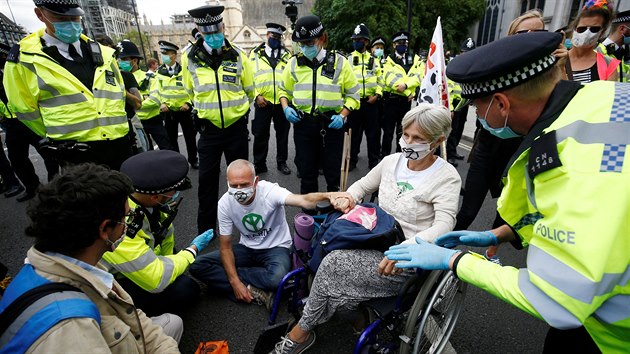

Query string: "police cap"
[118, 40, 142, 59]
[266, 23, 286, 36]
[351, 24, 370, 40]
[460, 37, 476, 52]
[392, 31, 409, 43]
[613, 10, 630, 24]
[446, 32, 561, 99]
[188, 5, 224, 33]
[120, 150, 190, 195]
[292, 15, 325, 42]
[158, 40, 179, 54]
[371, 36, 386, 47]
[34, 0, 84, 16]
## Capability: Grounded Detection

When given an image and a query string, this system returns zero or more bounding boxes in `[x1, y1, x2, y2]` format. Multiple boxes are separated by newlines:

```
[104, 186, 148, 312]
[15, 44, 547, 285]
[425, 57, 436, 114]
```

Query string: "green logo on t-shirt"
[242, 213, 265, 233]
[397, 181, 414, 195]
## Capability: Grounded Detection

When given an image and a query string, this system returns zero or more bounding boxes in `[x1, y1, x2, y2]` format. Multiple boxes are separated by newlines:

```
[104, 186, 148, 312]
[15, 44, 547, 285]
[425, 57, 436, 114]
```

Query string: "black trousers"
[141, 115, 173, 151]
[197, 117, 248, 234]
[455, 128, 522, 230]
[347, 98, 381, 168]
[446, 105, 469, 158]
[0, 133, 20, 187]
[116, 275, 200, 317]
[381, 96, 411, 157]
[294, 118, 344, 194]
[4, 120, 59, 191]
[252, 103, 290, 168]
[164, 110, 198, 164]
[543, 326, 601, 354]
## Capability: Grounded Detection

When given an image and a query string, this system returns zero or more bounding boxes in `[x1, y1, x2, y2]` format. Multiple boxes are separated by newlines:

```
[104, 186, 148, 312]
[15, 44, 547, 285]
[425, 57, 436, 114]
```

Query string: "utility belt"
[192, 109, 248, 134]
[38, 135, 128, 162]
[298, 110, 334, 124]
[382, 92, 408, 101]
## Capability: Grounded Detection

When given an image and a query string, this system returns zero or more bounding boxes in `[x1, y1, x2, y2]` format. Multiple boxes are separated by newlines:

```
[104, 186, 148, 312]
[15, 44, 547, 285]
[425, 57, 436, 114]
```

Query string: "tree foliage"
[312, 0, 486, 55]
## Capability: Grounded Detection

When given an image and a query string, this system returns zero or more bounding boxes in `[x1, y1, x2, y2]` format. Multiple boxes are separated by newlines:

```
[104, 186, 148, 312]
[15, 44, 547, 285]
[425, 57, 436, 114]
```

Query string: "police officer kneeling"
[384, 32, 630, 353]
[102, 150, 214, 317]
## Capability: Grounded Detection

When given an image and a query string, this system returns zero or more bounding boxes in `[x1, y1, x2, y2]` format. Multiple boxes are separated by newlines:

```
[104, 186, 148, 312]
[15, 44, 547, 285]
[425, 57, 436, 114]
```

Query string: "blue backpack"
[306, 203, 405, 273]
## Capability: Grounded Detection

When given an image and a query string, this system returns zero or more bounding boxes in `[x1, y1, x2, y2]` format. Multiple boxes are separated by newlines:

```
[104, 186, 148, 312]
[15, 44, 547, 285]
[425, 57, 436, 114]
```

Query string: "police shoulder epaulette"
[7, 44, 20, 63]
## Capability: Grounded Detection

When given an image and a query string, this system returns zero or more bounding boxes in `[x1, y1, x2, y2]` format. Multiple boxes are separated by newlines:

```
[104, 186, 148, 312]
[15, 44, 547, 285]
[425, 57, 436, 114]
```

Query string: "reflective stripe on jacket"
[349, 50, 382, 98]
[101, 198, 194, 293]
[278, 51, 360, 114]
[132, 70, 161, 120]
[156, 62, 189, 110]
[458, 81, 630, 352]
[249, 44, 291, 104]
[381, 54, 424, 97]
[182, 41, 255, 128]
[4, 29, 129, 142]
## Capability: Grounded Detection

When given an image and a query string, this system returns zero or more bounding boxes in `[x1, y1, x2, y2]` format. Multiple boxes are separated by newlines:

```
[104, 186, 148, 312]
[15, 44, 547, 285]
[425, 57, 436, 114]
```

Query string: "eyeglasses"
[575, 26, 602, 34]
[514, 29, 548, 35]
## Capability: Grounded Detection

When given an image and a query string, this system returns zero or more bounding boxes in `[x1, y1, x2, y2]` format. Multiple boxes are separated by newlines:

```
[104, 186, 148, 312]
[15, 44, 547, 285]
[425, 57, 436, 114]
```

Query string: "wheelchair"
[255, 203, 467, 354]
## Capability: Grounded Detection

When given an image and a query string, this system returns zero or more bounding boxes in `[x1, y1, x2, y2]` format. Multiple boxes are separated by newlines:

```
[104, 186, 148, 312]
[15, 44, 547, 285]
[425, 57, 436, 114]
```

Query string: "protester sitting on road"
[189, 159, 346, 310]
[270, 103, 461, 353]
[0, 164, 181, 353]
[102, 150, 213, 317]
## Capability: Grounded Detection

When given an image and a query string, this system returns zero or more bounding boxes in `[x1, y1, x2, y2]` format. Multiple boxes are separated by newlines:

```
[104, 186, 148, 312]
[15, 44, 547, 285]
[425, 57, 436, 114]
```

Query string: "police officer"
[102, 150, 214, 317]
[4, 0, 132, 170]
[445, 37, 476, 166]
[183, 5, 255, 233]
[119, 39, 172, 150]
[249, 23, 292, 175]
[597, 10, 630, 81]
[280, 15, 360, 194]
[156, 40, 198, 168]
[385, 32, 630, 352]
[347, 24, 382, 170]
[371, 36, 387, 62]
[380, 31, 424, 157]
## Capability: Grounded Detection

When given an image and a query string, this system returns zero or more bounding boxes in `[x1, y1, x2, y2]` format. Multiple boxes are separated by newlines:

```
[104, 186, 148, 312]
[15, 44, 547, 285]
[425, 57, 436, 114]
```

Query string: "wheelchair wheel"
[399, 271, 467, 354]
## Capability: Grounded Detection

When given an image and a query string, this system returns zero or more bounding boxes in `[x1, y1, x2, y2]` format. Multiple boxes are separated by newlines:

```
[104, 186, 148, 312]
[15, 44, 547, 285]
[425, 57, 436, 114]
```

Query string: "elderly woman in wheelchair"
[271, 103, 462, 354]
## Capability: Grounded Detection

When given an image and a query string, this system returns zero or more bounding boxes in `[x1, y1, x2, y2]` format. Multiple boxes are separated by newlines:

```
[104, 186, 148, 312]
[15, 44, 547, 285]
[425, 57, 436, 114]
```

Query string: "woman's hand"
[329, 192, 355, 213]
[553, 47, 568, 58]
[378, 256, 403, 276]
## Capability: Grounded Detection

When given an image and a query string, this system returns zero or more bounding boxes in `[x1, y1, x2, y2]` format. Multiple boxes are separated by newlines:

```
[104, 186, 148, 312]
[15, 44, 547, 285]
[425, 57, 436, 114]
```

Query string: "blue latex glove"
[283, 106, 300, 123]
[328, 114, 344, 129]
[190, 229, 214, 253]
[384, 238, 458, 270]
[435, 230, 498, 248]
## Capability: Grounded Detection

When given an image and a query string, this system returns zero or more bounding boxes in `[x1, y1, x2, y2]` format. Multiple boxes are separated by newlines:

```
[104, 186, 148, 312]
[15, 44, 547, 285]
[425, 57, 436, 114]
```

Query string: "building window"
[244, 30, 251, 39]
[477, 0, 502, 46]
[569, 0, 586, 24]
[521, 0, 546, 13]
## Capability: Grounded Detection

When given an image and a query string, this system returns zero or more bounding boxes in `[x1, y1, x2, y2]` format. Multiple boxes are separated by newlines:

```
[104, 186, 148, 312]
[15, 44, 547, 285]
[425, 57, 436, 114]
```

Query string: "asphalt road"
[0, 118, 548, 353]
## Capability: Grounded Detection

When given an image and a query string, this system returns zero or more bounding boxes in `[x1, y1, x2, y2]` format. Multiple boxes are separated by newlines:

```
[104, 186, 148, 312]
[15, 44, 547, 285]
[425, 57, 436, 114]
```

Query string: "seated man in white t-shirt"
[189, 159, 344, 308]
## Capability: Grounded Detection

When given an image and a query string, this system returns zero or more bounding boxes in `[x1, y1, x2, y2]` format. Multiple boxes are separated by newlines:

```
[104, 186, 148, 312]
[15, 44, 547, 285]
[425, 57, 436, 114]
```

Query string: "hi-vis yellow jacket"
[4, 29, 129, 142]
[278, 50, 360, 115]
[249, 44, 292, 105]
[182, 40, 254, 128]
[101, 198, 195, 293]
[155, 62, 190, 110]
[456, 81, 630, 352]
[349, 50, 382, 98]
[132, 69, 161, 120]
[382, 53, 424, 98]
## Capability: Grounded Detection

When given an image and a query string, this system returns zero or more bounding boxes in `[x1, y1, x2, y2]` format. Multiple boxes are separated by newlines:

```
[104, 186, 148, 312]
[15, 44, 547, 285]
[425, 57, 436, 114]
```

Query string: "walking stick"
[340, 131, 349, 191]
[343, 128, 352, 191]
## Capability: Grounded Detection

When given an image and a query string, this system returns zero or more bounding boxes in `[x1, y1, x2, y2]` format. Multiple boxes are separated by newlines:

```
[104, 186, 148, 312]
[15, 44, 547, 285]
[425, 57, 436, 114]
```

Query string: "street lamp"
[282, 0, 303, 31]
[407, 0, 412, 34]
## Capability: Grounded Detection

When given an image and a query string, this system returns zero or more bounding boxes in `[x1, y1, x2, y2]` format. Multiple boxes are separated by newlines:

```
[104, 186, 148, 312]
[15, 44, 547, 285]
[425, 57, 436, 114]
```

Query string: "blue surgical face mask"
[205, 33, 225, 50]
[268, 37, 281, 49]
[159, 190, 180, 207]
[52, 21, 83, 44]
[353, 41, 365, 51]
[624, 35, 630, 45]
[161, 54, 172, 66]
[118, 60, 132, 72]
[477, 97, 521, 139]
[373, 48, 384, 58]
[301, 44, 320, 61]
[395, 44, 407, 55]
[564, 38, 572, 50]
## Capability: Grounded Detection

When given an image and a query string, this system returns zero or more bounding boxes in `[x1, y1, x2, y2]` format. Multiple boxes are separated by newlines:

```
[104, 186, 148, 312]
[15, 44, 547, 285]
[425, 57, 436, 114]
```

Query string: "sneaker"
[270, 332, 316, 354]
[247, 284, 273, 311]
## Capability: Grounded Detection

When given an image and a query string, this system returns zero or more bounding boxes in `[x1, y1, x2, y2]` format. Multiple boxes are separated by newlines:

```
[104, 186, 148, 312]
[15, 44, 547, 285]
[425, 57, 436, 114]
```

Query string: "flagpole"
[406, 0, 412, 33]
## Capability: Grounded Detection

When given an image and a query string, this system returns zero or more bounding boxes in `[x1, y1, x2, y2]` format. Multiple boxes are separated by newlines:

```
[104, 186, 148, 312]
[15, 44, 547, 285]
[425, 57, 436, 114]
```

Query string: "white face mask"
[399, 137, 433, 160]
[105, 233, 125, 252]
[227, 178, 256, 205]
[571, 29, 600, 48]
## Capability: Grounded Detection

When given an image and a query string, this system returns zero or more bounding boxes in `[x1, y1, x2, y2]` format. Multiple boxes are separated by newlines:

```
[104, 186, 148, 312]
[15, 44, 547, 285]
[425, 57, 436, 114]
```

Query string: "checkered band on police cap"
[195, 12, 222, 26]
[613, 10, 630, 23]
[459, 54, 557, 98]
[34, 0, 80, 5]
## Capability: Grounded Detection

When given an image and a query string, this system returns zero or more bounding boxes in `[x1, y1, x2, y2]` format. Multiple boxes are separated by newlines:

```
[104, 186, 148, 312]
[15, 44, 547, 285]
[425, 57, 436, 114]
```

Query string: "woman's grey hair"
[401, 103, 452, 141]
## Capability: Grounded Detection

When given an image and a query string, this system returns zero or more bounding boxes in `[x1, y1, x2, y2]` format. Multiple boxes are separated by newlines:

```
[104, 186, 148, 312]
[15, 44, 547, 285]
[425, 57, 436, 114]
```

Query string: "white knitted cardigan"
[347, 153, 461, 244]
